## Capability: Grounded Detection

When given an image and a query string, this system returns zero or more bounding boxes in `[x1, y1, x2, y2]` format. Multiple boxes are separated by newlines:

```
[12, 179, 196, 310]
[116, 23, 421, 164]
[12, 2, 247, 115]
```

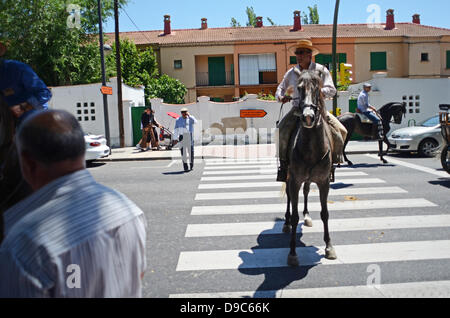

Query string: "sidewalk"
[98, 140, 380, 162]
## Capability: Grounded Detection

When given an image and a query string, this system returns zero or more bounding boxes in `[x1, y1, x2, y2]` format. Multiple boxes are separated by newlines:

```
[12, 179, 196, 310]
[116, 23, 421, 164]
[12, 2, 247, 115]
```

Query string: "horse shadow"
[429, 178, 450, 189]
[237, 218, 321, 298]
[342, 163, 395, 169]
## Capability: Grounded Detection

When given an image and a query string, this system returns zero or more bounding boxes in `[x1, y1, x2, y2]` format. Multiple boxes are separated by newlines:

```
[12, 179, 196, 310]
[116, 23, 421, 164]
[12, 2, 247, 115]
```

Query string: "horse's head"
[294, 69, 325, 129]
[392, 102, 407, 125]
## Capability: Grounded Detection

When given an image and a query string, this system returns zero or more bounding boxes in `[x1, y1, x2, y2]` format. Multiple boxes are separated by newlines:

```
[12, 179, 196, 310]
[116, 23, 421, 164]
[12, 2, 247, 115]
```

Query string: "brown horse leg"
[318, 181, 337, 260]
[287, 179, 301, 266]
[283, 180, 291, 233]
[303, 182, 313, 227]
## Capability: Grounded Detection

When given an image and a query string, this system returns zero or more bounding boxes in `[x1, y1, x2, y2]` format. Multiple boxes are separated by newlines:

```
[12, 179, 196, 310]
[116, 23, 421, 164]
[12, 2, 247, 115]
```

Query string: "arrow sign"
[240, 109, 267, 118]
[100, 86, 113, 95]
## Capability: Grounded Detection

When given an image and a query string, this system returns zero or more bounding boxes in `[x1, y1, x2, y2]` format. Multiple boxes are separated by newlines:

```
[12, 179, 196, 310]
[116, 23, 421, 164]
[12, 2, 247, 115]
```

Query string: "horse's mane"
[379, 102, 406, 114]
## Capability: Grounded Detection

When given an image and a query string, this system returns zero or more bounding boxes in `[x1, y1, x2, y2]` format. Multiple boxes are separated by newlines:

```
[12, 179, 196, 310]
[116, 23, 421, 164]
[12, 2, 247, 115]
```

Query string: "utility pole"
[97, 0, 111, 147]
[332, 0, 340, 116]
[114, 0, 125, 147]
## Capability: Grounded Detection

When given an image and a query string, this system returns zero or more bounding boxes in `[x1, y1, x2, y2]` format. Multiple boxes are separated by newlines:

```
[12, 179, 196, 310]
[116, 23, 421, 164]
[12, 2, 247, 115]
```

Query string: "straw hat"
[180, 107, 188, 112]
[288, 39, 319, 56]
[0, 42, 6, 57]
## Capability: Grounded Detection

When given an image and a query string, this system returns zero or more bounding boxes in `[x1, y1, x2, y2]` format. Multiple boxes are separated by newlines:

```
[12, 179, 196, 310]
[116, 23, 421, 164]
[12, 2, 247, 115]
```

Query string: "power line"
[122, 8, 154, 44]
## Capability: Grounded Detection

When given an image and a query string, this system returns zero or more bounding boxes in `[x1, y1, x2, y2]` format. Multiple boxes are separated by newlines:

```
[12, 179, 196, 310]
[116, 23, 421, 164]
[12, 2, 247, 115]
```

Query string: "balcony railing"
[196, 72, 234, 87]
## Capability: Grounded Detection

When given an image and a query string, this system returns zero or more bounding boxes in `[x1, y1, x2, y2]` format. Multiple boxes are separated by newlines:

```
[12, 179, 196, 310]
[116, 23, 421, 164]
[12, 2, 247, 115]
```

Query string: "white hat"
[180, 107, 188, 112]
[363, 83, 372, 88]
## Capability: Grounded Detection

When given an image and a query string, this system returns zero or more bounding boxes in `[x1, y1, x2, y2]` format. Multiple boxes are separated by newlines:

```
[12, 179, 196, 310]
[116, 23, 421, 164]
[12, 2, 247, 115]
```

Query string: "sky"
[104, 0, 450, 33]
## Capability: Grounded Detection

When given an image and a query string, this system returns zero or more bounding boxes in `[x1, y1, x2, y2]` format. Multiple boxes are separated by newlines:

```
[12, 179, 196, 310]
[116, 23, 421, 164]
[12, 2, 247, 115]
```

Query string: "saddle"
[355, 112, 375, 124]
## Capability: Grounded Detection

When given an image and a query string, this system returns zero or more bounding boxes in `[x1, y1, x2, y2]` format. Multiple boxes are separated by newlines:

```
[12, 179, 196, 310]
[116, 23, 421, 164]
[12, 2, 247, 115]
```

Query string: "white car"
[388, 115, 444, 157]
[84, 134, 110, 161]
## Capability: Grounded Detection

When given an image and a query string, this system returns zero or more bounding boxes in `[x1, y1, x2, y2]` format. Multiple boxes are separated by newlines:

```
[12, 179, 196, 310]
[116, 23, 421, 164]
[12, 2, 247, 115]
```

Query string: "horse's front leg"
[303, 181, 313, 227]
[283, 180, 291, 234]
[318, 181, 337, 260]
[378, 140, 388, 164]
[287, 179, 301, 267]
[342, 137, 353, 166]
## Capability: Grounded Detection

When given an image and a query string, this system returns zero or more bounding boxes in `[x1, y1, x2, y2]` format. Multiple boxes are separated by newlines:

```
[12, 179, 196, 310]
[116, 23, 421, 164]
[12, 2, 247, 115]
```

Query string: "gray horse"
[0, 98, 32, 243]
[282, 70, 337, 267]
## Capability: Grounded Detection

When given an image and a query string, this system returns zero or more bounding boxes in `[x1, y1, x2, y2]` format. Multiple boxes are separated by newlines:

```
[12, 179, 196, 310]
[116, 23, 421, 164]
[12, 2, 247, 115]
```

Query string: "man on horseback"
[357, 83, 382, 139]
[275, 40, 347, 182]
[0, 41, 51, 127]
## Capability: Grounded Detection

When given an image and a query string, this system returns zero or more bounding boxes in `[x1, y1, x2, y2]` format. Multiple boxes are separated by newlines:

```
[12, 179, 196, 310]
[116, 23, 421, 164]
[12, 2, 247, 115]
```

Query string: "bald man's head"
[16, 110, 86, 164]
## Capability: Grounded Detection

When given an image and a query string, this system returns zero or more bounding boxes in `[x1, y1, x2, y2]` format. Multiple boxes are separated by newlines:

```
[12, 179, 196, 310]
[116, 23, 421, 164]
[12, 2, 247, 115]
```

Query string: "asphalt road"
[88, 151, 450, 298]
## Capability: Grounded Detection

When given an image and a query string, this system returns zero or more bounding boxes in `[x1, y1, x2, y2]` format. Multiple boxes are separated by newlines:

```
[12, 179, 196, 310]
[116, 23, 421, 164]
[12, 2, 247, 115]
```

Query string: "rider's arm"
[19, 63, 52, 110]
[276, 69, 292, 103]
[320, 67, 337, 99]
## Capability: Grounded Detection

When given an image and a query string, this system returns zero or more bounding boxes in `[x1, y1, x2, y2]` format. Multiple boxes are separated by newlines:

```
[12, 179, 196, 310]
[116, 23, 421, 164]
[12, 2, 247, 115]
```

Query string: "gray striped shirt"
[0, 169, 146, 298]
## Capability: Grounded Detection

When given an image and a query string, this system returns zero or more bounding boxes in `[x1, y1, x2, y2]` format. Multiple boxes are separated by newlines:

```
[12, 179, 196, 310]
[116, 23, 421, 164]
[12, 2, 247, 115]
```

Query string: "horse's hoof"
[304, 216, 313, 227]
[287, 254, 299, 267]
[348, 161, 353, 166]
[382, 159, 388, 164]
[282, 224, 291, 234]
[325, 247, 337, 260]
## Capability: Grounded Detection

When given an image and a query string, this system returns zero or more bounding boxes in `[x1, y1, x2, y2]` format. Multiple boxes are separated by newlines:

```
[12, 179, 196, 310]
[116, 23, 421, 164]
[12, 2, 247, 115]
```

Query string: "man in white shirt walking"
[173, 107, 197, 172]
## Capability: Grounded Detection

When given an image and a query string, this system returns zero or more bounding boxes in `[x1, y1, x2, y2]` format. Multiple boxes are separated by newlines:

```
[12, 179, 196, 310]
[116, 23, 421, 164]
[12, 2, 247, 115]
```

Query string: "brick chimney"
[201, 18, 208, 29]
[385, 9, 395, 30]
[164, 15, 171, 35]
[412, 14, 421, 24]
[293, 10, 302, 31]
[255, 16, 263, 28]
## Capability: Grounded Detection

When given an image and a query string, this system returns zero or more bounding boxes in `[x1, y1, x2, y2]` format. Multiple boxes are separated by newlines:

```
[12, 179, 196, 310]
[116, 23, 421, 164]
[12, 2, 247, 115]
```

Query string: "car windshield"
[419, 116, 439, 127]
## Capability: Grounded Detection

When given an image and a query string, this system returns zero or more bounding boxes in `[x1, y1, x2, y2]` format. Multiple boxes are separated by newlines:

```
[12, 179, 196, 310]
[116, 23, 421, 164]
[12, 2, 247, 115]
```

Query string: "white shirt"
[0, 169, 147, 298]
[276, 62, 337, 106]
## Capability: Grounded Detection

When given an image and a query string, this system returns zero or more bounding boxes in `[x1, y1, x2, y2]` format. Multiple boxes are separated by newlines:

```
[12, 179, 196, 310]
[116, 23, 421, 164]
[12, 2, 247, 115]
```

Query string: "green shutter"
[290, 56, 297, 64]
[370, 52, 387, 71]
[446, 51, 450, 69]
[208, 57, 226, 86]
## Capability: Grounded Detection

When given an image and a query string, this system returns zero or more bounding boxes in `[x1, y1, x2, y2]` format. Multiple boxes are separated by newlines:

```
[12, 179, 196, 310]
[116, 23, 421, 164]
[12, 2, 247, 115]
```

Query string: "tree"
[230, 7, 275, 27]
[107, 39, 186, 104]
[302, 5, 320, 25]
[0, 0, 127, 86]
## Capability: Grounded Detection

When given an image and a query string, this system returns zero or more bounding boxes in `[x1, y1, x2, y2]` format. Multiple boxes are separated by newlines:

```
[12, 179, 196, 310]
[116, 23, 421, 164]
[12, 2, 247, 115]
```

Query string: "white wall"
[48, 78, 145, 148]
[351, 77, 450, 129]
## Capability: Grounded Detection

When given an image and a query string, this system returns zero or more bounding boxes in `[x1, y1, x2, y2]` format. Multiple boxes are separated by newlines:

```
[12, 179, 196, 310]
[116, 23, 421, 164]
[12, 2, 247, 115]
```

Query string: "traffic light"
[340, 63, 353, 86]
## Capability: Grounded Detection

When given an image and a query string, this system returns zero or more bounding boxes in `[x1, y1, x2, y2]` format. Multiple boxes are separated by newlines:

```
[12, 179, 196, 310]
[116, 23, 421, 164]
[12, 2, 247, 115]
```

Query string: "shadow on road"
[238, 217, 320, 298]
[86, 161, 106, 169]
[429, 178, 450, 189]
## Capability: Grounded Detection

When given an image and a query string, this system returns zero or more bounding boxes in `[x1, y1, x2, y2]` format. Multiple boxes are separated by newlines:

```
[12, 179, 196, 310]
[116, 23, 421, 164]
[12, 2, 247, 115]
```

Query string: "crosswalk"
[170, 157, 450, 298]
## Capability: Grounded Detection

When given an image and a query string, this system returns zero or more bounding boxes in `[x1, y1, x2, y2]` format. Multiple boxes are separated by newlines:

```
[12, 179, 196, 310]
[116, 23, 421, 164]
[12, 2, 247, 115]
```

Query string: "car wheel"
[441, 146, 450, 173]
[418, 139, 439, 157]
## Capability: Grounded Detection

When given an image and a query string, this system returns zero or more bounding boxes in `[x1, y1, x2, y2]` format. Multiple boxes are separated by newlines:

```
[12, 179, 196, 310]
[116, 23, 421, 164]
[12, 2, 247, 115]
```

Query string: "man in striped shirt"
[0, 110, 147, 297]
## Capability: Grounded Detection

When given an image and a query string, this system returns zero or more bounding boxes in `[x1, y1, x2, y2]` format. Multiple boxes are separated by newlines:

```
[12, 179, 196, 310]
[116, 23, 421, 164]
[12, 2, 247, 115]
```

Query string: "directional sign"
[240, 109, 267, 118]
[100, 86, 113, 95]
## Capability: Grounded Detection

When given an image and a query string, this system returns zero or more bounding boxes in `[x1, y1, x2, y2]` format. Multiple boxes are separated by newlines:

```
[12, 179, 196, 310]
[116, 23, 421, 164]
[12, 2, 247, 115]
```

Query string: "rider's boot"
[277, 160, 288, 182]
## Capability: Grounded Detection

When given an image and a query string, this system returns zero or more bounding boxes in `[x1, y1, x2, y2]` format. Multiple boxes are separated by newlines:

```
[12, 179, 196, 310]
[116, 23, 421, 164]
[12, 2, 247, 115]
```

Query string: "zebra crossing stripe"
[198, 178, 386, 190]
[205, 159, 278, 166]
[185, 214, 450, 238]
[194, 186, 406, 201]
[191, 198, 437, 215]
[200, 172, 367, 182]
[203, 169, 277, 175]
[204, 158, 277, 164]
[204, 165, 278, 170]
[169, 280, 450, 298]
[175, 240, 450, 271]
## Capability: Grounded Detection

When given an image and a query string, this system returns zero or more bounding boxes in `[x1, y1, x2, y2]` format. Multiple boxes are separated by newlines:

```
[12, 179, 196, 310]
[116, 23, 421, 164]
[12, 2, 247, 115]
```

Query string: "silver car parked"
[388, 115, 444, 157]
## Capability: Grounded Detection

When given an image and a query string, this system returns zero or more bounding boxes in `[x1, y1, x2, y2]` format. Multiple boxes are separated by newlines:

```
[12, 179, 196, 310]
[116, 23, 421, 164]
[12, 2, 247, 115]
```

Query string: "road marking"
[204, 158, 277, 164]
[204, 164, 278, 170]
[205, 159, 278, 166]
[185, 214, 450, 237]
[203, 169, 277, 175]
[169, 280, 450, 298]
[198, 178, 385, 190]
[366, 154, 449, 178]
[191, 198, 436, 215]
[194, 186, 406, 201]
[167, 160, 179, 168]
[200, 172, 367, 182]
[175, 240, 450, 271]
